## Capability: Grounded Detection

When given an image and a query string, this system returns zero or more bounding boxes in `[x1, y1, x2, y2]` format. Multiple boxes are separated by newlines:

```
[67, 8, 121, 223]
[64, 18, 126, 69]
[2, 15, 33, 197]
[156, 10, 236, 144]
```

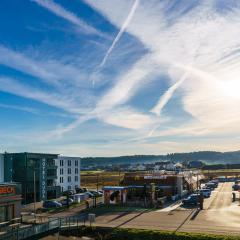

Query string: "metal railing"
[0, 216, 87, 240]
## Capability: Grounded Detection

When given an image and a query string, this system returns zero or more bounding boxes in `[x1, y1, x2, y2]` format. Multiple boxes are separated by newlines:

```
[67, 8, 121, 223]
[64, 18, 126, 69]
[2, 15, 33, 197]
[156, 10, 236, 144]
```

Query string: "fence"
[0, 216, 88, 240]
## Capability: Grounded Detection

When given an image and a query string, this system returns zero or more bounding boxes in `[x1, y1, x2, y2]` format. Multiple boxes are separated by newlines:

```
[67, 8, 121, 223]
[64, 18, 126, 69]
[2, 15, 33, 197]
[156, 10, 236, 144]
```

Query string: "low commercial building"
[4, 152, 61, 204]
[103, 172, 202, 207]
[0, 183, 22, 223]
[122, 172, 189, 198]
[55, 156, 81, 192]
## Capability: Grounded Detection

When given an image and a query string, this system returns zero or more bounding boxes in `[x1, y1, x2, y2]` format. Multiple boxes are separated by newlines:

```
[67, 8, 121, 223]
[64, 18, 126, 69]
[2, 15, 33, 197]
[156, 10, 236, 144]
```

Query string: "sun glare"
[218, 79, 240, 99]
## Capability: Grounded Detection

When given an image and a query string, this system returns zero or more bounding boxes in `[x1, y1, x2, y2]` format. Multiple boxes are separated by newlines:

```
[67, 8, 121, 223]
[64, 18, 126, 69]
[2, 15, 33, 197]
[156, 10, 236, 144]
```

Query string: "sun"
[218, 79, 240, 99]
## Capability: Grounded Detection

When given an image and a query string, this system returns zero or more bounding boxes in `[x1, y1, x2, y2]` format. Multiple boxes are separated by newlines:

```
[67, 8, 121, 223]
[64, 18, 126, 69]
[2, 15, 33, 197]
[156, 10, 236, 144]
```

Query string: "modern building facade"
[55, 156, 81, 192]
[0, 154, 4, 182]
[0, 183, 22, 223]
[4, 152, 61, 204]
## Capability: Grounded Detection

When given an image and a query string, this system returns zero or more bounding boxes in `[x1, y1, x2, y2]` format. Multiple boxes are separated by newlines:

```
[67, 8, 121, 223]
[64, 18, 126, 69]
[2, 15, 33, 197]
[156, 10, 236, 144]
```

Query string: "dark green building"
[4, 152, 61, 204]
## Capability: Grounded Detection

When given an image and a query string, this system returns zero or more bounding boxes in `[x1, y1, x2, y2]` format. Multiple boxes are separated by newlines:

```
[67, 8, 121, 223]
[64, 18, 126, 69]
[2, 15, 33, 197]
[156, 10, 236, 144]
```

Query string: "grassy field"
[81, 171, 124, 190]
[203, 169, 240, 173]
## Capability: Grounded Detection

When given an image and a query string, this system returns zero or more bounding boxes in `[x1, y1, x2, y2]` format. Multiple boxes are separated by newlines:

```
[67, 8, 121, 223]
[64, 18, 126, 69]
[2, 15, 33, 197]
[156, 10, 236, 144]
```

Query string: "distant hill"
[81, 150, 240, 167]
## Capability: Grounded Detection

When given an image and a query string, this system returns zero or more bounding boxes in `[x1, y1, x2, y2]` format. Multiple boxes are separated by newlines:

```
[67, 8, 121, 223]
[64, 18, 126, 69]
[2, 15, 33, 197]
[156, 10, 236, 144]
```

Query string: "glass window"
[75, 160, 78, 166]
[0, 206, 6, 222]
[60, 160, 63, 166]
[68, 160, 71, 166]
[75, 168, 78, 174]
[75, 176, 78, 182]
[68, 168, 71, 174]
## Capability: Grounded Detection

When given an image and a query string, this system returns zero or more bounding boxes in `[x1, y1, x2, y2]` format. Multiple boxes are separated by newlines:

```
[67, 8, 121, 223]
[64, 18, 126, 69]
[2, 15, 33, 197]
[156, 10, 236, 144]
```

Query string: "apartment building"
[55, 156, 81, 192]
[4, 152, 61, 204]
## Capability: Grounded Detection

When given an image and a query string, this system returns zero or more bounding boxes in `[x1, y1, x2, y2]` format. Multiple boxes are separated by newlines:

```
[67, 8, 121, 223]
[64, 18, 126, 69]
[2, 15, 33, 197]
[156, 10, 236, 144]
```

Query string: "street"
[91, 182, 240, 235]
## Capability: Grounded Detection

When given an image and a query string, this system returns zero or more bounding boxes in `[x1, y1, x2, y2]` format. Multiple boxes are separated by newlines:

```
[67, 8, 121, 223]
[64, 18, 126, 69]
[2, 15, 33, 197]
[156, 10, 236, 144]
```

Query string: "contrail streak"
[147, 73, 187, 137]
[99, 0, 139, 69]
[151, 73, 187, 116]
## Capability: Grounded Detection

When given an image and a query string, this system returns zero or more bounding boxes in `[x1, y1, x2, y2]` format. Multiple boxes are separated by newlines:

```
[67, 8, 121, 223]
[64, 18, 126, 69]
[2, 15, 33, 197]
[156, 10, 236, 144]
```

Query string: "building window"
[60, 177, 63, 183]
[75, 168, 78, 174]
[68, 160, 71, 166]
[68, 176, 71, 182]
[68, 186, 71, 190]
[60, 168, 63, 175]
[75, 176, 78, 182]
[68, 168, 71, 174]
[60, 160, 64, 166]
[75, 160, 78, 166]
[75, 185, 78, 189]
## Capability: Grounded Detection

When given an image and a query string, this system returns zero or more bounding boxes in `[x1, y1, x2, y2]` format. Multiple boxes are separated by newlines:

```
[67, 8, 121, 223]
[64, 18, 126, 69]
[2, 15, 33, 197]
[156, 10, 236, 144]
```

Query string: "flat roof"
[0, 182, 20, 186]
[103, 186, 128, 190]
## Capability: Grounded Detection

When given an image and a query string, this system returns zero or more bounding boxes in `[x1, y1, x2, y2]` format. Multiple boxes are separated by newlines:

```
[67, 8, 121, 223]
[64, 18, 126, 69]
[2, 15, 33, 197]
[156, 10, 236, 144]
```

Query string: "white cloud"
[0, 45, 89, 88]
[85, 0, 240, 140]
[98, 0, 139, 68]
[31, 0, 104, 37]
[0, 77, 84, 114]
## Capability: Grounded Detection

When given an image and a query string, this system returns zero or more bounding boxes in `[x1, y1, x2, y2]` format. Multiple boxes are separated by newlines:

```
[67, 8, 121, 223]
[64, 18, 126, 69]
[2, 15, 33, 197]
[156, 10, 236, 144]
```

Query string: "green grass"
[62, 227, 240, 240]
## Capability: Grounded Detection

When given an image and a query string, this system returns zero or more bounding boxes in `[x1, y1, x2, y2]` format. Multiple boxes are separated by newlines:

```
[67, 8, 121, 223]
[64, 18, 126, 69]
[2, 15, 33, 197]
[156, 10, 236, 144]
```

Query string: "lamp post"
[33, 169, 37, 222]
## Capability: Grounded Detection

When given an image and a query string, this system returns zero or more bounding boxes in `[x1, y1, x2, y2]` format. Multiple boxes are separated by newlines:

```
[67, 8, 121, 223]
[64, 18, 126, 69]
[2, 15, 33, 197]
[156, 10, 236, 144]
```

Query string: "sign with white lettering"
[144, 175, 167, 180]
[40, 158, 46, 200]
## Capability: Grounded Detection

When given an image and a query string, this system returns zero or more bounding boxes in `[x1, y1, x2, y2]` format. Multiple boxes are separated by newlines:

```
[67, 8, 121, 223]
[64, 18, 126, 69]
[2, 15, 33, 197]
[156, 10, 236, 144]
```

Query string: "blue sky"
[1, 0, 240, 156]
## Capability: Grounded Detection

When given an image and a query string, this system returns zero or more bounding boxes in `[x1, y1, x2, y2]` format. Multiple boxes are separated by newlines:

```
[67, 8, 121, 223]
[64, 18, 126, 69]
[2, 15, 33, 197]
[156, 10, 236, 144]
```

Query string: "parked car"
[204, 183, 216, 190]
[232, 184, 240, 191]
[182, 194, 199, 206]
[194, 189, 211, 198]
[89, 190, 103, 197]
[62, 190, 74, 196]
[85, 191, 95, 198]
[60, 198, 74, 206]
[75, 187, 87, 193]
[209, 181, 218, 188]
[43, 200, 62, 208]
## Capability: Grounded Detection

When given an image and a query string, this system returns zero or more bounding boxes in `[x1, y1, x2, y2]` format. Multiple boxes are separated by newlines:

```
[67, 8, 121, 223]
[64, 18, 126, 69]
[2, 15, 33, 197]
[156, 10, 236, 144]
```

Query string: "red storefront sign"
[0, 186, 15, 195]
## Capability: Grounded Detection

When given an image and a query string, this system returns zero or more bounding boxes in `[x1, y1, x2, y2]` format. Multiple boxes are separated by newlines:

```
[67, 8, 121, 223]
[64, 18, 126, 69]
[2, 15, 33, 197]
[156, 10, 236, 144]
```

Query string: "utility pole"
[96, 174, 99, 192]
[33, 169, 37, 222]
[118, 168, 121, 185]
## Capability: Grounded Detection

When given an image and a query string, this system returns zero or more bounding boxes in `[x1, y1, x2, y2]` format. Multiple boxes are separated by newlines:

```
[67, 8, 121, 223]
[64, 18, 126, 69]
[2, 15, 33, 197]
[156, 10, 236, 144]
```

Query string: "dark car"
[182, 194, 199, 205]
[60, 198, 74, 206]
[194, 189, 211, 198]
[89, 190, 103, 197]
[62, 190, 74, 196]
[43, 200, 62, 208]
[204, 183, 216, 190]
[232, 184, 240, 191]
[209, 181, 218, 188]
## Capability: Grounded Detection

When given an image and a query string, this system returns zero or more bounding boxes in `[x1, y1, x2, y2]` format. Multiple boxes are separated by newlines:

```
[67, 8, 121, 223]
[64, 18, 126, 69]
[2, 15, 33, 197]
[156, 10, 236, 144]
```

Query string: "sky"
[1, 0, 240, 157]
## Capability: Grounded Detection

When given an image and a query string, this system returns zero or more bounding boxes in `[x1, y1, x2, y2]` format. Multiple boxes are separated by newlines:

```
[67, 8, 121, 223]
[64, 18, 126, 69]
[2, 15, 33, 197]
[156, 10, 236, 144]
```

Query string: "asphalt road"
[92, 182, 240, 235]
[39, 183, 240, 236]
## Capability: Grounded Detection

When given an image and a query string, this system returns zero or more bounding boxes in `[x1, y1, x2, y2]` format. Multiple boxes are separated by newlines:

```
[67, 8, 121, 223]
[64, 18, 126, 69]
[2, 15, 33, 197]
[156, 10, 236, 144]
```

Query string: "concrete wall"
[0, 154, 4, 182]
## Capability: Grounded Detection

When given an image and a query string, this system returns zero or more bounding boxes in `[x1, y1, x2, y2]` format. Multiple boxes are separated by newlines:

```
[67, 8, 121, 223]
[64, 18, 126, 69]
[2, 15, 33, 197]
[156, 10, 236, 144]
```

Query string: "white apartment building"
[0, 154, 4, 182]
[55, 156, 81, 192]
